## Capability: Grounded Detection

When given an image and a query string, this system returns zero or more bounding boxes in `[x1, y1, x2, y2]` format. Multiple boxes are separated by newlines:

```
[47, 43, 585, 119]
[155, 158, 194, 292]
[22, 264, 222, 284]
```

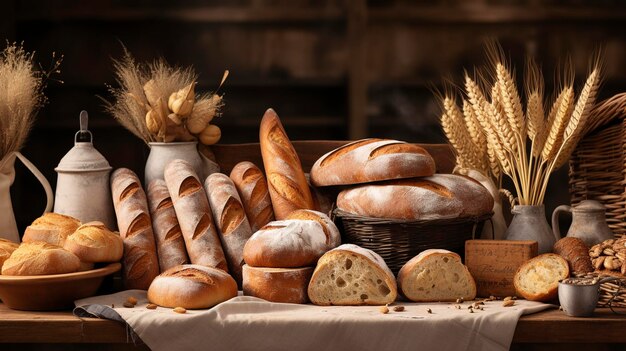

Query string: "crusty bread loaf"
[111, 168, 160, 290]
[1, 242, 80, 276]
[308, 244, 397, 306]
[285, 209, 341, 249]
[310, 138, 436, 186]
[78, 261, 95, 271]
[259, 108, 315, 219]
[63, 222, 123, 263]
[164, 159, 228, 272]
[147, 264, 237, 309]
[230, 161, 275, 232]
[242, 265, 313, 304]
[0, 239, 19, 271]
[514, 253, 569, 302]
[397, 249, 476, 302]
[337, 174, 494, 220]
[243, 219, 329, 268]
[553, 237, 593, 275]
[147, 179, 189, 272]
[205, 173, 253, 285]
[22, 213, 81, 247]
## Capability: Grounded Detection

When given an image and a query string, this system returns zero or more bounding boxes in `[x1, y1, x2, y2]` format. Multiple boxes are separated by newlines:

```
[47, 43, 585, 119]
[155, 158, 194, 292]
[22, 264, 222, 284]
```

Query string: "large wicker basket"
[334, 209, 492, 275]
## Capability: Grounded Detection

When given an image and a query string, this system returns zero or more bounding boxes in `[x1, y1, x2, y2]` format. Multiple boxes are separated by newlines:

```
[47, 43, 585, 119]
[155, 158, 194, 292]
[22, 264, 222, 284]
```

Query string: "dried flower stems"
[441, 45, 601, 206]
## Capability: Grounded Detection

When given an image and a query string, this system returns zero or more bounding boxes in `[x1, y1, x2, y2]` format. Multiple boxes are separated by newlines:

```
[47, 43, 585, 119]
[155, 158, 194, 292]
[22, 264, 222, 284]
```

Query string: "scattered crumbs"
[146, 304, 158, 310]
[379, 305, 389, 314]
[173, 307, 187, 314]
[393, 306, 405, 312]
[123, 302, 135, 308]
[426, 308, 432, 314]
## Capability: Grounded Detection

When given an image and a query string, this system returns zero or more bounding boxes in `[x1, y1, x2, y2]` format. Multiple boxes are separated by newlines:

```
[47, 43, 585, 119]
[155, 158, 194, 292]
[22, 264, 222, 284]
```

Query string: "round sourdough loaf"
[336, 174, 494, 220]
[147, 264, 238, 309]
[63, 221, 123, 263]
[22, 212, 81, 247]
[514, 253, 569, 302]
[242, 265, 313, 304]
[285, 209, 341, 249]
[310, 138, 435, 186]
[0, 239, 19, 271]
[1, 242, 81, 275]
[243, 219, 329, 268]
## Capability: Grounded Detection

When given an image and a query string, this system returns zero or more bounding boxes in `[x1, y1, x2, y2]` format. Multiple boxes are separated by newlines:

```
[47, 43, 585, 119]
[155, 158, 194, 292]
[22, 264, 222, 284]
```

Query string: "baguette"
[205, 173, 253, 285]
[229, 161, 275, 232]
[111, 168, 160, 289]
[259, 108, 315, 219]
[147, 179, 190, 271]
[164, 159, 228, 272]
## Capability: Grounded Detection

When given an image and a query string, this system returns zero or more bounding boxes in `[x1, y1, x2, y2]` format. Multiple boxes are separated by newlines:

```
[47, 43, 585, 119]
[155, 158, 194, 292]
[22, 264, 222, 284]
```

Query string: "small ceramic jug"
[505, 205, 558, 254]
[552, 200, 614, 247]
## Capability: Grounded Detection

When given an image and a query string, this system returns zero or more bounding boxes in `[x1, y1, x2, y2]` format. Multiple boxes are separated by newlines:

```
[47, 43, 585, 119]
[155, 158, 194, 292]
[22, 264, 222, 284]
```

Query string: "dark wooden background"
[3, 0, 626, 233]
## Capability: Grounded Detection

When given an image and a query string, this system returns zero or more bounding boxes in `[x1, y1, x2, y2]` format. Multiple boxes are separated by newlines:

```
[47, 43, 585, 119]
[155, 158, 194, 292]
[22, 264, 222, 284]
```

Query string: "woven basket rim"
[585, 92, 626, 136]
[333, 208, 493, 225]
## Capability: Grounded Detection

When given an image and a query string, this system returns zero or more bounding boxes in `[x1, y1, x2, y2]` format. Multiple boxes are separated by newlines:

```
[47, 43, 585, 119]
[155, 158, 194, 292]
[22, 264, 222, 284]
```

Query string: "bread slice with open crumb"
[307, 244, 397, 306]
[514, 253, 569, 302]
[397, 249, 476, 302]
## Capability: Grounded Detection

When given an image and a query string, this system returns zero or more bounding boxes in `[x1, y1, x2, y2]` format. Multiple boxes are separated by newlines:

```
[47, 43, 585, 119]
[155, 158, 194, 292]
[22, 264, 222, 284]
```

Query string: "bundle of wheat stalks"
[440, 46, 602, 206]
[104, 50, 226, 146]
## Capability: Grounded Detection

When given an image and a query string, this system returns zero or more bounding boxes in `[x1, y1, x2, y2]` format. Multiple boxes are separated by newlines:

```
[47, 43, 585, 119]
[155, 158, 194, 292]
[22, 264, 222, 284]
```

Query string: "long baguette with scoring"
[230, 161, 275, 232]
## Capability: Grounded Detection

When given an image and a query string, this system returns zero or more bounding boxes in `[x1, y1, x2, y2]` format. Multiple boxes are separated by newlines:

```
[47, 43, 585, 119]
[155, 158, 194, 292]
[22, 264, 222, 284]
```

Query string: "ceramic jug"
[53, 111, 116, 229]
[144, 142, 220, 186]
[505, 205, 558, 254]
[552, 200, 614, 247]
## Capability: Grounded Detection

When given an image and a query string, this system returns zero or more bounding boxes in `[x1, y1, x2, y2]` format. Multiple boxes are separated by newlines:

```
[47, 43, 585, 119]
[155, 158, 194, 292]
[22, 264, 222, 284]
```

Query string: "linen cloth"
[75, 290, 551, 351]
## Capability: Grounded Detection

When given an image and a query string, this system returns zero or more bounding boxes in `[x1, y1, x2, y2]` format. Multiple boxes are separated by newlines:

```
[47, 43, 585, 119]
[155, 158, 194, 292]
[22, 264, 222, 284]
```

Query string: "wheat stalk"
[541, 86, 574, 162]
[441, 97, 485, 171]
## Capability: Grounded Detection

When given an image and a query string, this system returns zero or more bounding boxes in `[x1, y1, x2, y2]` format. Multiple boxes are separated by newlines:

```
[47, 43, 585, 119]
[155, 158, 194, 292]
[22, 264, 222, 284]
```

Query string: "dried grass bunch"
[104, 49, 226, 145]
[441, 43, 602, 205]
[0, 44, 60, 160]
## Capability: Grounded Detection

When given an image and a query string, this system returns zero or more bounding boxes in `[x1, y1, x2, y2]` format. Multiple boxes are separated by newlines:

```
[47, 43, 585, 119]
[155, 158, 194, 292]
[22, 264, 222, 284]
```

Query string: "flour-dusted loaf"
[337, 174, 494, 220]
[0, 239, 19, 271]
[553, 237, 593, 275]
[205, 173, 253, 285]
[111, 168, 160, 290]
[63, 222, 123, 263]
[310, 138, 436, 186]
[514, 253, 569, 302]
[147, 264, 238, 309]
[285, 209, 341, 249]
[242, 265, 313, 304]
[397, 249, 476, 302]
[22, 213, 81, 247]
[147, 179, 189, 272]
[307, 244, 397, 306]
[164, 159, 228, 272]
[259, 108, 315, 219]
[1, 242, 81, 276]
[243, 219, 329, 268]
[230, 161, 275, 232]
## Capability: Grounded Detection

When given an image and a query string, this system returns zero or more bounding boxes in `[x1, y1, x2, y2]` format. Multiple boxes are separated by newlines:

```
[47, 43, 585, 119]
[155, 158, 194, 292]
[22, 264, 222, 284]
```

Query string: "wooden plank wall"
[3, 0, 626, 232]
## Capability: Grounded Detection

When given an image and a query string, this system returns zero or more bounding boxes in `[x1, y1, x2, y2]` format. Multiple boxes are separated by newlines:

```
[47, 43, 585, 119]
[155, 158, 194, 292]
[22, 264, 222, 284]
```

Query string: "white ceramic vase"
[0, 152, 53, 242]
[144, 142, 220, 186]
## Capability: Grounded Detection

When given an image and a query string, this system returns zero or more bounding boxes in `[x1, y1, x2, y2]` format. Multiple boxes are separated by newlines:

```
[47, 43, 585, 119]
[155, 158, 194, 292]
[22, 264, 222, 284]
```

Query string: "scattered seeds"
[173, 307, 187, 314]
[454, 305, 461, 309]
[456, 298, 464, 304]
[503, 296, 513, 302]
[503, 300, 515, 307]
[489, 296, 497, 301]
[111, 304, 115, 308]
[469, 308, 474, 313]
[426, 308, 432, 314]
[393, 306, 405, 312]
[127, 296, 138, 305]
[146, 304, 158, 310]
[379, 305, 389, 314]
[123, 302, 135, 308]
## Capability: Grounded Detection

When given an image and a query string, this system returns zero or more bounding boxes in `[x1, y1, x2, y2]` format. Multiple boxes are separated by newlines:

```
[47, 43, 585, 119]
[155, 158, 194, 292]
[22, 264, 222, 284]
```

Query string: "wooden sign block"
[465, 240, 538, 297]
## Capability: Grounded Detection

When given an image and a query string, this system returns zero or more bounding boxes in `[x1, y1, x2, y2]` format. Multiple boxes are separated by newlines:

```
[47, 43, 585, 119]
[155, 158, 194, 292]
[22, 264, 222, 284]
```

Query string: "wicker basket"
[333, 208, 492, 274]
[570, 93, 626, 237]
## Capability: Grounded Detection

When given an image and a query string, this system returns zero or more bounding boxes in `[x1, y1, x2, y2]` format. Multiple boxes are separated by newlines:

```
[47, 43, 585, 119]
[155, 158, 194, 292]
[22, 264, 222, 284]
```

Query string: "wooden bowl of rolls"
[0, 214, 122, 310]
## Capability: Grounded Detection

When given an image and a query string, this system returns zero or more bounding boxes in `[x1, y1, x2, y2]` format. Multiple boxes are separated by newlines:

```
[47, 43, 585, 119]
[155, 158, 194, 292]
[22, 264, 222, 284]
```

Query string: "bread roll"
[0, 239, 19, 271]
[259, 108, 315, 219]
[2, 242, 80, 276]
[205, 173, 253, 285]
[22, 213, 81, 247]
[111, 168, 160, 290]
[147, 264, 237, 309]
[308, 244, 397, 306]
[337, 174, 494, 220]
[242, 265, 313, 304]
[243, 220, 329, 268]
[553, 237, 593, 275]
[397, 249, 476, 302]
[514, 253, 569, 302]
[285, 209, 341, 249]
[147, 179, 189, 271]
[63, 222, 123, 263]
[229, 161, 275, 232]
[310, 138, 436, 186]
[164, 159, 228, 271]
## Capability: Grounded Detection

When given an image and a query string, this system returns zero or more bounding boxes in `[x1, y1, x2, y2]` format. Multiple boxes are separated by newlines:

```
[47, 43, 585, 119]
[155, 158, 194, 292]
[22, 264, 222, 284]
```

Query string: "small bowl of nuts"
[558, 276, 618, 317]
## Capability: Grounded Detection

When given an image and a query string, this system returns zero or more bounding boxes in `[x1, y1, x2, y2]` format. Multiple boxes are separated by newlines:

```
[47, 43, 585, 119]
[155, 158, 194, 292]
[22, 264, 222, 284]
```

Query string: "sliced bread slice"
[307, 244, 397, 306]
[514, 253, 569, 302]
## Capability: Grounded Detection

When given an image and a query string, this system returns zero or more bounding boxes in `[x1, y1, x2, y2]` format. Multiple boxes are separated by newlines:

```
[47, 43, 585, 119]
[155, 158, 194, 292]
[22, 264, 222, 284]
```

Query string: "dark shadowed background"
[3, 0, 626, 233]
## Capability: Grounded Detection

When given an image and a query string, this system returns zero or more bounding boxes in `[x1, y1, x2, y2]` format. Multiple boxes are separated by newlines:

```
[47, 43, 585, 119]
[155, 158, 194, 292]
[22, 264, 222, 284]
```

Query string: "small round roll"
[22, 213, 81, 247]
[242, 265, 313, 304]
[148, 264, 238, 309]
[2, 242, 80, 276]
[64, 222, 124, 263]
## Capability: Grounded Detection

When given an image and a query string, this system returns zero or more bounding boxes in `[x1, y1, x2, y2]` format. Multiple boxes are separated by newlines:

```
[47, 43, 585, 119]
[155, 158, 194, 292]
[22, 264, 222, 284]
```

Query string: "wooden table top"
[1, 304, 625, 345]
